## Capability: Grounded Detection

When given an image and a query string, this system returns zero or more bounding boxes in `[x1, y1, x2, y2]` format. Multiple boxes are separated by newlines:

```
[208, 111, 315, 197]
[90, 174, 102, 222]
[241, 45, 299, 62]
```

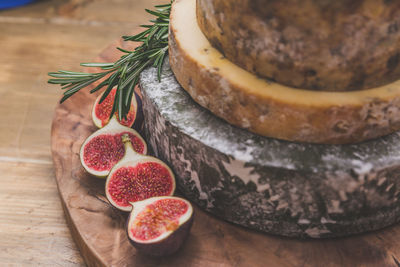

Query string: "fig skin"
[127, 210, 194, 257]
[92, 88, 138, 128]
[131, 92, 144, 133]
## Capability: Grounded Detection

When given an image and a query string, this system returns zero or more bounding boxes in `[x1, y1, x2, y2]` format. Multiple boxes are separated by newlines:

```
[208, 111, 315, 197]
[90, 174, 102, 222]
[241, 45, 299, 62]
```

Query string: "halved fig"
[92, 87, 138, 128]
[105, 134, 176, 211]
[80, 117, 147, 178]
[127, 196, 194, 256]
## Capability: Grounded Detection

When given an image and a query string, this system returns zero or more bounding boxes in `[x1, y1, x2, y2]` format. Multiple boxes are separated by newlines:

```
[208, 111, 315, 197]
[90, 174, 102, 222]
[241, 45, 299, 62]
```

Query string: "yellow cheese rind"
[169, 0, 400, 144]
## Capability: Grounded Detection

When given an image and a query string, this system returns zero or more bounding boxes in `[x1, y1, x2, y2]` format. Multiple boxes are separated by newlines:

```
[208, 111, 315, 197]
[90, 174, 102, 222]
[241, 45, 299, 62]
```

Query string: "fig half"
[92, 87, 138, 128]
[105, 134, 176, 211]
[127, 196, 194, 256]
[80, 117, 147, 178]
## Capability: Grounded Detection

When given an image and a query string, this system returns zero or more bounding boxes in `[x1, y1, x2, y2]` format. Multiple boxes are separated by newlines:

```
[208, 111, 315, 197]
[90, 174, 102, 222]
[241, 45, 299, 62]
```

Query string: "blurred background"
[0, 0, 165, 265]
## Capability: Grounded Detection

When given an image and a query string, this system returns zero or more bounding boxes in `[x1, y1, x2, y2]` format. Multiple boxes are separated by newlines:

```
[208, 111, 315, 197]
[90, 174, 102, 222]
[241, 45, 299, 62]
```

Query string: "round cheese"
[140, 59, 400, 238]
[196, 0, 400, 91]
[170, 0, 400, 144]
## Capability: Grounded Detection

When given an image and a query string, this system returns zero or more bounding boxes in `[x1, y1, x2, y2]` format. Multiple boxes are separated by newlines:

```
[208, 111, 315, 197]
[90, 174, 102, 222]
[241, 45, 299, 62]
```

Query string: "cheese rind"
[197, 0, 400, 91]
[169, 0, 400, 144]
[140, 59, 400, 238]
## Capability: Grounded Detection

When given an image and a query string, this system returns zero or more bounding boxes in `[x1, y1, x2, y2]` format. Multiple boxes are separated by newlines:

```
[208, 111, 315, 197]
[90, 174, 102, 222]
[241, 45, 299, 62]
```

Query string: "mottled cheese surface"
[140, 59, 400, 238]
[197, 0, 400, 91]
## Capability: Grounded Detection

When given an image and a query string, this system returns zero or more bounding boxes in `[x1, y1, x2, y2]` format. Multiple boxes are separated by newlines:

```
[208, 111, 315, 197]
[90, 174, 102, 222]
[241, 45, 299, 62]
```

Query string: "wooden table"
[0, 0, 165, 265]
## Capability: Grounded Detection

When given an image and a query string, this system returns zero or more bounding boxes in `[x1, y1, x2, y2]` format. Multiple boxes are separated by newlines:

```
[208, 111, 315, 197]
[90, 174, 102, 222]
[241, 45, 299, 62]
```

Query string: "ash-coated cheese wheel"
[140, 58, 400, 238]
[196, 0, 400, 91]
[169, 0, 400, 144]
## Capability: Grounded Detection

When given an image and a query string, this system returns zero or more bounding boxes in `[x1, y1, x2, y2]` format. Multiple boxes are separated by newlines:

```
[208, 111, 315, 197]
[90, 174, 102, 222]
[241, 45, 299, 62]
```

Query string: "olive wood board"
[51, 33, 400, 267]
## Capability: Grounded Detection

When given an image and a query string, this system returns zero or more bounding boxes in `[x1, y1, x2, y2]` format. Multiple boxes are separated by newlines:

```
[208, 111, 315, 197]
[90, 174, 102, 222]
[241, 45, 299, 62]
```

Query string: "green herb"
[48, 2, 171, 120]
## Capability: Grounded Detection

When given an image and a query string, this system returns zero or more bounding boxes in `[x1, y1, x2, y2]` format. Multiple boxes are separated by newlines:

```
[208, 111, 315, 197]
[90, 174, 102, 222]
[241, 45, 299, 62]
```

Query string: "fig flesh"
[105, 134, 176, 211]
[92, 87, 138, 128]
[127, 196, 193, 256]
[80, 117, 147, 178]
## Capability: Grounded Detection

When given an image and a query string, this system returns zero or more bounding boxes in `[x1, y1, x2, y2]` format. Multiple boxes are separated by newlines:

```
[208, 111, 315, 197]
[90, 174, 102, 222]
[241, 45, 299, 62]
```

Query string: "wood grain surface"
[0, 0, 164, 265]
[51, 19, 400, 267]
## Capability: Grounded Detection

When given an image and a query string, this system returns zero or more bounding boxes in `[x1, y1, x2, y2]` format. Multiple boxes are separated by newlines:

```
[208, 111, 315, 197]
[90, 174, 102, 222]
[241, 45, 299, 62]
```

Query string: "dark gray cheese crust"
[140, 62, 400, 238]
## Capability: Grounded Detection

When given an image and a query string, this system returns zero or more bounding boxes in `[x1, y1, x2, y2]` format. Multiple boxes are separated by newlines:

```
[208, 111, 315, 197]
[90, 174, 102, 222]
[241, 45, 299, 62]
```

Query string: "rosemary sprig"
[48, 2, 171, 120]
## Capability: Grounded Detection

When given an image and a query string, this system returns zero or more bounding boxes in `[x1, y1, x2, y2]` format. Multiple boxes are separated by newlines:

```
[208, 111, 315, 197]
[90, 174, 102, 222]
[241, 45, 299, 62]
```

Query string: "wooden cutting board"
[51, 33, 400, 267]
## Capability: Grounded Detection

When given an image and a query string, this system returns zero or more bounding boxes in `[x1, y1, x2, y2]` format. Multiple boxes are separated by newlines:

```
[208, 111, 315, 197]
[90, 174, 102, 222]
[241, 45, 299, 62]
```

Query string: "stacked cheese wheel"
[196, 0, 400, 92]
[169, 0, 400, 144]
